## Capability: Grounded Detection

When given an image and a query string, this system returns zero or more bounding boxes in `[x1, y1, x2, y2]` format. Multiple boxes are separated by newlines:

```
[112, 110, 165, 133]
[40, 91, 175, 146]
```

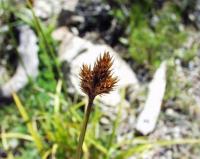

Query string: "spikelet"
[79, 52, 118, 98]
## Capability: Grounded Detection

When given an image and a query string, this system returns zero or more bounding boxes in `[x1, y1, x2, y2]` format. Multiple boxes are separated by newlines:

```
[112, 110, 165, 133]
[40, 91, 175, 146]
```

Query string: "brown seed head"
[79, 51, 118, 98]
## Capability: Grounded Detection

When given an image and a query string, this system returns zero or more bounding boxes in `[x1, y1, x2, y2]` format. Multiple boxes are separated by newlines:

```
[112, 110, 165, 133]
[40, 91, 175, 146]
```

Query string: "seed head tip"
[79, 51, 118, 98]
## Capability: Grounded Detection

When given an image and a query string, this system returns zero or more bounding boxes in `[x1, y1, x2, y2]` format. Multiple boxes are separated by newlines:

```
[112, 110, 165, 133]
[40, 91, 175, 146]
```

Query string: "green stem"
[26, 0, 69, 99]
[76, 97, 94, 159]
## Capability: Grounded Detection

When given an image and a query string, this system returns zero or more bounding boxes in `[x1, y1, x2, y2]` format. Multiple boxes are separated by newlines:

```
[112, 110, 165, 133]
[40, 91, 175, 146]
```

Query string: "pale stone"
[55, 27, 139, 106]
[0, 25, 39, 97]
[33, 0, 79, 19]
[136, 61, 167, 135]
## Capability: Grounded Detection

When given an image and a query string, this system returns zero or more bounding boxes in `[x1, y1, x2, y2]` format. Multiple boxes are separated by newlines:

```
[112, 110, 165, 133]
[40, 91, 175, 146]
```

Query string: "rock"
[136, 61, 167, 135]
[193, 0, 200, 29]
[33, 0, 79, 19]
[0, 25, 39, 97]
[54, 27, 139, 106]
[53, 27, 139, 135]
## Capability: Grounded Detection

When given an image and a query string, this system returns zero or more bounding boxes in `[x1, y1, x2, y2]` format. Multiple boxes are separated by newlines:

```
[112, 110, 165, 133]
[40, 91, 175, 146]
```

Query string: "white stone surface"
[33, 0, 79, 19]
[136, 61, 167, 135]
[0, 25, 39, 97]
[54, 27, 139, 106]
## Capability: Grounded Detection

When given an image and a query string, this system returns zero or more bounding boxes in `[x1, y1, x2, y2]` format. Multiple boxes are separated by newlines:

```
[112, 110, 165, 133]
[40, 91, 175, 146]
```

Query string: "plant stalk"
[76, 96, 94, 159]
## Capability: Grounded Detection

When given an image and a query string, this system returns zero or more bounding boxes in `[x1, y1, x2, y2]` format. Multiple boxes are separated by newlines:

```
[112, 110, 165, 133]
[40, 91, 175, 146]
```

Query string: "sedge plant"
[76, 52, 118, 159]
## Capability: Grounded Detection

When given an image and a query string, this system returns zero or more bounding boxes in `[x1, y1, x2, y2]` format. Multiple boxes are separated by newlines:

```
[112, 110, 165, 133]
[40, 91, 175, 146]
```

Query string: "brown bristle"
[79, 52, 118, 98]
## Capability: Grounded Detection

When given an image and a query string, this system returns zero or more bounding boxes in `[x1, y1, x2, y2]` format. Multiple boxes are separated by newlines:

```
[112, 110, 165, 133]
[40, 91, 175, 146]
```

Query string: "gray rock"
[0, 25, 39, 97]
[33, 0, 79, 19]
[53, 27, 139, 135]
[54, 27, 139, 106]
[136, 61, 167, 135]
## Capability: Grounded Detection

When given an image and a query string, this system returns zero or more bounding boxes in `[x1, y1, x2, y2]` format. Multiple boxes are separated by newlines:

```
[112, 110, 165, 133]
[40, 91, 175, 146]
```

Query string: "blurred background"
[0, 0, 200, 158]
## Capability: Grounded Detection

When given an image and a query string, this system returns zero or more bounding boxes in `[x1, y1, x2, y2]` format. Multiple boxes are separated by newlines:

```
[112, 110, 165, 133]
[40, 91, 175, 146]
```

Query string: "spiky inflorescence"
[79, 52, 118, 98]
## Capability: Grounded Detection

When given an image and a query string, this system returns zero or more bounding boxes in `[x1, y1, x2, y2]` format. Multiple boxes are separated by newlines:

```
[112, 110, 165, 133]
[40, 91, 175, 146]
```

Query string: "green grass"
[110, 1, 190, 70]
[1, 0, 200, 158]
